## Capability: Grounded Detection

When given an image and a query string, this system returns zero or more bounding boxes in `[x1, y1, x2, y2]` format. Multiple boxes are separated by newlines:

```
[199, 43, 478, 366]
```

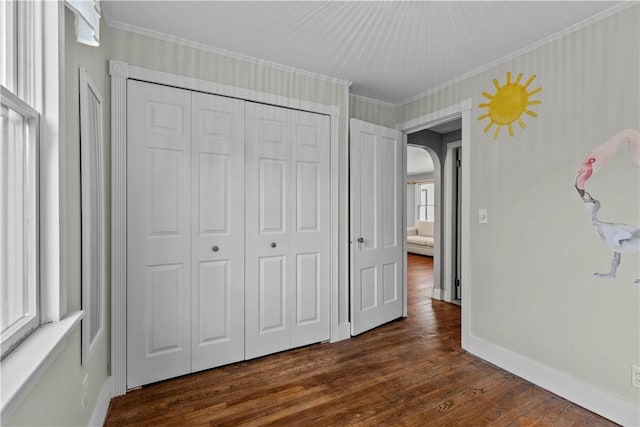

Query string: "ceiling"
[407, 146, 434, 176]
[102, 1, 623, 105]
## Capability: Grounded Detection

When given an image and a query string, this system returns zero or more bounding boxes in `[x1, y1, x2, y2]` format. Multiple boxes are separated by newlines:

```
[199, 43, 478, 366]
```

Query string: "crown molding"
[349, 93, 396, 109]
[105, 19, 353, 88]
[398, 1, 637, 108]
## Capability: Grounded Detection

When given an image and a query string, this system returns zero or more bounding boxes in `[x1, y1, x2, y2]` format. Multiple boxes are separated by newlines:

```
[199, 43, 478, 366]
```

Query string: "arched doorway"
[406, 145, 441, 301]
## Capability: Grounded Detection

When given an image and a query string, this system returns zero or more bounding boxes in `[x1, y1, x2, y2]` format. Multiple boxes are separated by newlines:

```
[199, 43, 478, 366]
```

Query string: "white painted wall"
[399, 5, 640, 409]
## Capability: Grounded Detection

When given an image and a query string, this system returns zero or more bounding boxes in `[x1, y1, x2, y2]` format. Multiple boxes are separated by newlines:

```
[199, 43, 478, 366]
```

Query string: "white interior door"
[127, 81, 192, 387]
[350, 119, 404, 336]
[190, 92, 245, 372]
[245, 103, 292, 358]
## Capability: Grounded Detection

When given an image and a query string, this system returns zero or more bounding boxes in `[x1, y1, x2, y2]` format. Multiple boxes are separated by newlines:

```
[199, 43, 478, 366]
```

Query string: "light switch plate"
[478, 209, 488, 224]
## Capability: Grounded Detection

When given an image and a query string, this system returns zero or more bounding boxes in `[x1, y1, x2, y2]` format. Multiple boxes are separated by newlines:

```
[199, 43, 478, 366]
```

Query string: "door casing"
[444, 140, 462, 303]
[397, 99, 473, 350]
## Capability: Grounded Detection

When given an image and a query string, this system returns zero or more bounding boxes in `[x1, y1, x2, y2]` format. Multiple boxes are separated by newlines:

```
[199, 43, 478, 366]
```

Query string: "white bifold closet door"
[245, 103, 330, 359]
[190, 92, 245, 372]
[127, 81, 245, 388]
[127, 80, 329, 388]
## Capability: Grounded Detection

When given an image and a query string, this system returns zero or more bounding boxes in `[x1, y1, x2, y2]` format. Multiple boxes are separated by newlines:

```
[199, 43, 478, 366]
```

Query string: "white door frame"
[443, 140, 462, 303]
[397, 99, 472, 350]
[109, 60, 344, 396]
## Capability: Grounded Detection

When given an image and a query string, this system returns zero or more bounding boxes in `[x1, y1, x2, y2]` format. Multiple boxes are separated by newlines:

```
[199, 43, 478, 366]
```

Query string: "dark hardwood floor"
[105, 253, 614, 426]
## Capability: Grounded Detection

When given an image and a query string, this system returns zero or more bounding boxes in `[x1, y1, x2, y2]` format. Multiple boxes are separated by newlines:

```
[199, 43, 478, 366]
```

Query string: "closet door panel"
[290, 110, 330, 347]
[245, 103, 291, 359]
[127, 81, 192, 388]
[259, 256, 287, 331]
[191, 92, 245, 372]
[259, 159, 286, 233]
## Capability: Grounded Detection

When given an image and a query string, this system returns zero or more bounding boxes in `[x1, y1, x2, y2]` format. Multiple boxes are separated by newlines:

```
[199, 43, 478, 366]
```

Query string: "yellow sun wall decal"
[477, 72, 542, 139]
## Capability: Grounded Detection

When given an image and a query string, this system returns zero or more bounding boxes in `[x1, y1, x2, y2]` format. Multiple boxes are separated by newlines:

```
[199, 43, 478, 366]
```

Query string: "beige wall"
[399, 6, 640, 405]
[7, 9, 111, 426]
[349, 95, 397, 127]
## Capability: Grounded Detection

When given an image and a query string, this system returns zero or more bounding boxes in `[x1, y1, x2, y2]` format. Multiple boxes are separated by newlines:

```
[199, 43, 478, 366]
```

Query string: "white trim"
[124, 63, 340, 118]
[109, 60, 343, 394]
[467, 334, 640, 426]
[398, 1, 636, 108]
[109, 60, 127, 396]
[106, 20, 352, 88]
[459, 107, 471, 350]
[331, 86, 351, 343]
[402, 135, 408, 317]
[443, 140, 462, 304]
[398, 99, 472, 135]
[40, 0, 66, 322]
[349, 93, 396, 109]
[88, 376, 112, 427]
[0, 311, 83, 421]
[398, 99, 472, 350]
[431, 287, 442, 300]
[329, 88, 350, 343]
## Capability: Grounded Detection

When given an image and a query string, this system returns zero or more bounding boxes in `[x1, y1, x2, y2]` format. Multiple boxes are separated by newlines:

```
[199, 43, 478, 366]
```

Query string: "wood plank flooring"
[105, 254, 615, 426]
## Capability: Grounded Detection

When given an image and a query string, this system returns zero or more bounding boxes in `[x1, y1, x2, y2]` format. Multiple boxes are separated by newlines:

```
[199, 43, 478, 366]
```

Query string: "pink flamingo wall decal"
[574, 129, 640, 283]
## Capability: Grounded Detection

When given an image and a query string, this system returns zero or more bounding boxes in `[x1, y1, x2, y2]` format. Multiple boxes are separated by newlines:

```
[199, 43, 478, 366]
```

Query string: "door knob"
[271, 242, 277, 248]
[357, 237, 364, 243]
[212, 245, 219, 252]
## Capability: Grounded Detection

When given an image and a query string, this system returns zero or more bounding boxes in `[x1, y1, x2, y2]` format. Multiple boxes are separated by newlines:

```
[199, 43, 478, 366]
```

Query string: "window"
[417, 181, 435, 222]
[0, 88, 39, 358]
[0, 0, 41, 359]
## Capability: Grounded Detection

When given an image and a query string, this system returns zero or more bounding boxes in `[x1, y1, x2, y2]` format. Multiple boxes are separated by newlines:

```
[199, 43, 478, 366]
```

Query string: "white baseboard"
[443, 288, 452, 302]
[467, 334, 639, 426]
[331, 322, 351, 342]
[431, 287, 442, 300]
[89, 376, 113, 427]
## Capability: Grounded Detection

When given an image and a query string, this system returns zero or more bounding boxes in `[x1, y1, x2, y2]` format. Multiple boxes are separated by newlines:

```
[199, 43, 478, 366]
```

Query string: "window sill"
[0, 311, 84, 421]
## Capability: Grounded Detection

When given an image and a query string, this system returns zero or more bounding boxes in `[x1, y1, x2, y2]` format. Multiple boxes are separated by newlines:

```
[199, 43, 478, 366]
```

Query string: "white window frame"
[79, 67, 105, 364]
[0, 86, 40, 358]
[1, 0, 67, 324]
[416, 180, 435, 222]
